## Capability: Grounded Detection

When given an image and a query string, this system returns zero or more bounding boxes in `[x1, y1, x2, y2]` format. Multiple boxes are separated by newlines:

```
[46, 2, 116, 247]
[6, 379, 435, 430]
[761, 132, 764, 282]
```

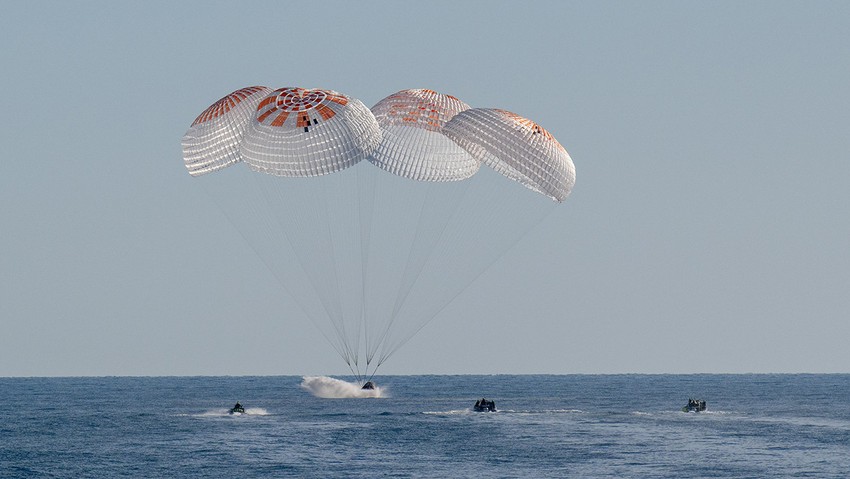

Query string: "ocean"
[1, 374, 848, 478]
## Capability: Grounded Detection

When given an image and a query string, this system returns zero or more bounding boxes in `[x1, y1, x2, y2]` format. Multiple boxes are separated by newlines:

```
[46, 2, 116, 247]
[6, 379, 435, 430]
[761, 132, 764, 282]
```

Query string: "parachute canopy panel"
[369, 89, 479, 182]
[240, 88, 382, 177]
[443, 108, 575, 202]
[181, 86, 273, 177]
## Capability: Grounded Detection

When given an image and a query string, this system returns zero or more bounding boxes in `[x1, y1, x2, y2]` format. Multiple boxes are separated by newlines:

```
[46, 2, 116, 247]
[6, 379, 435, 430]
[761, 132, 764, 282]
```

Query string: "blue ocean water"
[1, 374, 848, 478]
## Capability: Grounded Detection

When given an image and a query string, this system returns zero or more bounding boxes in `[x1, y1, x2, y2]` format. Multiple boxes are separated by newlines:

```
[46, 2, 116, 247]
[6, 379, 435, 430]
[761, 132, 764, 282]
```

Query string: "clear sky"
[2, 1, 848, 376]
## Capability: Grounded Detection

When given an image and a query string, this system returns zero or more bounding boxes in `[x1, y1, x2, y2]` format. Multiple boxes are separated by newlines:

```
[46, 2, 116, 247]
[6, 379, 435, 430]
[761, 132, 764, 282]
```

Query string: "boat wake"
[300, 376, 384, 398]
[423, 408, 583, 415]
[194, 407, 270, 417]
[423, 409, 473, 415]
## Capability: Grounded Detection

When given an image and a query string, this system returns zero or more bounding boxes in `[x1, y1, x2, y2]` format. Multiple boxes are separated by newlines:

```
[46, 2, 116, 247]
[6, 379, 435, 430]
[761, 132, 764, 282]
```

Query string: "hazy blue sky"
[2, 1, 848, 376]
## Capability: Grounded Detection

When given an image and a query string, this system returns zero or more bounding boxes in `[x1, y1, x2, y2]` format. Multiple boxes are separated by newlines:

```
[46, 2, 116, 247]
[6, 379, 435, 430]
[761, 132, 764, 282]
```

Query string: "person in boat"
[683, 398, 706, 412]
[230, 402, 245, 414]
[362, 381, 375, 390]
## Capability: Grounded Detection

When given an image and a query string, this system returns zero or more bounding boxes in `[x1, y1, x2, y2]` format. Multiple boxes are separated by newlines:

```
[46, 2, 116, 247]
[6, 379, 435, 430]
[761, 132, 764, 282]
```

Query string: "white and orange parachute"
[181, 86, 575, 382]
[369, 89, 479, 182]
[183, 86, 272, 176]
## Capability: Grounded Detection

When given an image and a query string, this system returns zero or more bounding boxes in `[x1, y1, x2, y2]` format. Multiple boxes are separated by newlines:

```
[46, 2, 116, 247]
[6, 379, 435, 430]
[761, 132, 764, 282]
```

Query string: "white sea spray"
[300, 376, 384, 398]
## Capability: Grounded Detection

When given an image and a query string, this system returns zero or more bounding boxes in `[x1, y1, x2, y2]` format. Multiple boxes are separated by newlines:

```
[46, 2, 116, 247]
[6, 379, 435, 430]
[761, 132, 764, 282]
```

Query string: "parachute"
[369, 89, 478, 181]
[183, 86, 273, 176]
[181, 86, 575, 383]
[443, 108, 575, 202]
[241, 87, 381, 176]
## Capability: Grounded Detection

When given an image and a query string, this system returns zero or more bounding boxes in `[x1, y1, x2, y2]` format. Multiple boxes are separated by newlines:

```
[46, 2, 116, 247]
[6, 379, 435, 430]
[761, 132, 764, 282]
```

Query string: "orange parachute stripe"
[257, 95, 276, 110]
[316, 104, 336, 121]
[326, 93, 349, 106]
[270, 110, 290, 127]
[191, 86, 266, 126]
[256, 107, 277, 123]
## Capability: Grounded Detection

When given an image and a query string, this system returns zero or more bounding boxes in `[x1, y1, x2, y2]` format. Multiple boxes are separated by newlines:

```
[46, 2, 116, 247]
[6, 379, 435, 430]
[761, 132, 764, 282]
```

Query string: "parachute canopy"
[241, 87, 381, 177]
[443, 108, 576, 202]
[181, 86, 576, 381]
[369, 89, 478, 182]
[182, 86, 272, 176]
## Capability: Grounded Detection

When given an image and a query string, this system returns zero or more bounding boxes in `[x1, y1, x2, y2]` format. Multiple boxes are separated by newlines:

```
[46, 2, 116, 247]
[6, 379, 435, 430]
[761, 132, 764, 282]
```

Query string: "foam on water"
[423, 409, 476, 415]
[423, 408, 583, 416]
[242, 407, 269, 415]
[300, 376, 385, 398]
[194, 407, 270, 417]
[508, 409, 584, 414]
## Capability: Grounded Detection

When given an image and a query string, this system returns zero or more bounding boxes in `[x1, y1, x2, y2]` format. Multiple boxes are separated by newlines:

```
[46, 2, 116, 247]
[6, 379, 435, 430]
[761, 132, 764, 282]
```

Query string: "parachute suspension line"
[375, 174, 559, 367]
[358, 172, 414, 365]
[318, 173, 351, 367]
[357, 164, 378, 372]
[349, 168, 367, 378]
[343, 358, 362, 385]
[386, 178, 473, 332]
[364, 182, 433, 366]
[318, 173, 364, 372]
[319, 165, 379, 377]
[374, 210, 535, 367]
[362, 177, 437, 366]
[199, 171, 355, 366]
[361, 166, 401, 368]
[364, 363, 382, 386]
[367, 178, 474, 368]
[388, 183, 447, 320]
[350, 348, 365, 385]
[251, 172, 357, 369]
[352, 164, 372, 374]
